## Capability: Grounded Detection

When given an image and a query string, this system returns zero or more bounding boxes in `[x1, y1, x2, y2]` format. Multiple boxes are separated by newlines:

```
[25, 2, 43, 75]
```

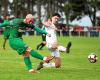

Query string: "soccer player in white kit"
[37, 13, 72, 70]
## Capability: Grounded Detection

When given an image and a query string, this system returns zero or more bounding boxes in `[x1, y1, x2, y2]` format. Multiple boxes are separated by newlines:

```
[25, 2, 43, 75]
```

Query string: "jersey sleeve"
[0, 20, 9, 27]
[32, 24, 48, 34]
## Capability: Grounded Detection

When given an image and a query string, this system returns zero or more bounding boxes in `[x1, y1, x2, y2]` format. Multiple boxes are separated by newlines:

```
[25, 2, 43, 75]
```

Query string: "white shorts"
[50, 49, 60, 57]
[46, 43, 60, 57]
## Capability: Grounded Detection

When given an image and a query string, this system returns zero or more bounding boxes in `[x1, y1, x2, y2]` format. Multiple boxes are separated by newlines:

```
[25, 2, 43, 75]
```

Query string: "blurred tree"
[2, 0, 8, 16]
[87, 0, 97, 26]
[1, 0, 100, 26]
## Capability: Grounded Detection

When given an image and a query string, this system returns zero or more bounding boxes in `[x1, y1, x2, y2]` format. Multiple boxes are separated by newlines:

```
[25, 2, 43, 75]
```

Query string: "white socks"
[43, 62, 55, 68]
[58, 45, 66, 52]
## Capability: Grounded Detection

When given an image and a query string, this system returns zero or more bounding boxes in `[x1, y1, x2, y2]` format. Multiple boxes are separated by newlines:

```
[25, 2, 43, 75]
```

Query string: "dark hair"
[52, 13, 61, 18]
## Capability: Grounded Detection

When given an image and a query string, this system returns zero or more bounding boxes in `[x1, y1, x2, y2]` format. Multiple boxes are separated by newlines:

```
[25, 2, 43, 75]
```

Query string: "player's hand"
[47, 33, 51, 37]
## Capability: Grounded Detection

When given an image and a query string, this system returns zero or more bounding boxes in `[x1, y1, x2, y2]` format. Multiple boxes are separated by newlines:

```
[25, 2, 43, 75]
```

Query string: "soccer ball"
[88, 53, 98, 63]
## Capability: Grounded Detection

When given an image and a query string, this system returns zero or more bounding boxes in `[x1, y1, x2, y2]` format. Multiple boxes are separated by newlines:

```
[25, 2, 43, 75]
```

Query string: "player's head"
[25, 14, 34, 24]
[51, 13, 61, 24]
[3, 15, 10, 20]
[52, 13, 61, 18]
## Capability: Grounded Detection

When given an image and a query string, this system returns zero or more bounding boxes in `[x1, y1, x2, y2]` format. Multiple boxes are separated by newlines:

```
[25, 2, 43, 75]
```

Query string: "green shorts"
[9, 38, 28, 55]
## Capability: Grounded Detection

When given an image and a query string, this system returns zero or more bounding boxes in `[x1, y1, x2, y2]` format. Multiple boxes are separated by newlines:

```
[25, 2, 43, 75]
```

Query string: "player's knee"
[22, 51, 29, 57]
[55, 64, 61, 68]
[23, 47, 32, 57]
[55, 57, 61, 68]
[55, 62, 61, 68]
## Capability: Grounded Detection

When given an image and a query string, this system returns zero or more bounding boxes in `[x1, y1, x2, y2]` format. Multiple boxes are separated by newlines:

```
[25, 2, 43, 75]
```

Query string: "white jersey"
[45, 23, 57, 48]
[45, 23, 66, 57]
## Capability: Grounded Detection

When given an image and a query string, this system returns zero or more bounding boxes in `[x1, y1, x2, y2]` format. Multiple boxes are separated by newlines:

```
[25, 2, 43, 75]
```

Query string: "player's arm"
[0, 20, 9, 27]
[32, 24, 47, 34]
[31, 24, 51, 37]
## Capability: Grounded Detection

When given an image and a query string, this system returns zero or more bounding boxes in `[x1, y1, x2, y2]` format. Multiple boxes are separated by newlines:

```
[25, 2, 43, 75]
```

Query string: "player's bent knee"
[55, 57, 61, 68]
[22, 51, 29, 57]
[55, 64, 61, 68]
[23, 47, 32, 57]
[55, 62, 61, 68]
[22, 47, 32, 57]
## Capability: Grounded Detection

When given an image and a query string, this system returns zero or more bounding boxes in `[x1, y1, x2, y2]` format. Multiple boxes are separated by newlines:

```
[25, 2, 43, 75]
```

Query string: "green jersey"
[0, 18, 48, 38]
[0, 18, 48, 54]
[3, 20, 11, 39]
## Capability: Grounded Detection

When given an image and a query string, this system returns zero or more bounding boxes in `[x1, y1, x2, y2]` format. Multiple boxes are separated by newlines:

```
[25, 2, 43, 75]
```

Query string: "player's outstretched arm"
[32, 24, 48, 34]
[31, 24, 51, 37]
[0, 20, 9, 27]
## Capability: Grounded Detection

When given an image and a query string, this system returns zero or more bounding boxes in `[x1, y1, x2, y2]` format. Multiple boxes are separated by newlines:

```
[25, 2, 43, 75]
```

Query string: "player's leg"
[26, 47, 50, 62]
[54, 57, 61, 68]
[23, 47, 52, 73]
[2, 38, 7, 49]
[39, 41, 46, 50]
[2, 33, 9, 50]
[37, 49, 61, 70]
[37, 42, 46, 50]
[37, 42, 42, 50]
[9, 38, 51, 73]
[43, 49, 61, 68]
[66, 42, 72, 53]
[22, 51, 35, 73]
[40, 57, 61, 68]
[58, 41, 72, 53]
[39, 35, 46, 50]
[58, 45, 66, 52]
[3, 28, 10, 49]
[9, 38, 35, 73]
[37, 35, 46, 50]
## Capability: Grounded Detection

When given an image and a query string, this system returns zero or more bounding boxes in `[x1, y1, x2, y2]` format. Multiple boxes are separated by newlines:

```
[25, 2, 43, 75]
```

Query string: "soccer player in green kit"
[0, 14, 51, 74]
[2, 26, 10, 49]
[2, 15, 15, 49]
[2, 16, 11, 49]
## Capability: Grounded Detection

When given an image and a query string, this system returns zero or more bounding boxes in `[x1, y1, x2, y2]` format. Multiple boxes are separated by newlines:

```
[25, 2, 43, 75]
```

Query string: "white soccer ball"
[88, 53, 98, 63]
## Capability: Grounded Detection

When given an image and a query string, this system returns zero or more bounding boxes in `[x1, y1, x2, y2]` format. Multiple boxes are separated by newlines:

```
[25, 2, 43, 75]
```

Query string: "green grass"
[0, 35, 100, 80]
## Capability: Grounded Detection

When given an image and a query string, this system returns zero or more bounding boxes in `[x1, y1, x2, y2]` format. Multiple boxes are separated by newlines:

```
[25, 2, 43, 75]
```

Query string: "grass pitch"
[0, 35, 100, 80]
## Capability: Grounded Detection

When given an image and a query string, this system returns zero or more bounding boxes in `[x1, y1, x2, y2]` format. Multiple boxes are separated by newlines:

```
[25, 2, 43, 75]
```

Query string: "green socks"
[30, 50, 44, 60]
[24, 50, 44, 70]
[24, 57, 32, 70]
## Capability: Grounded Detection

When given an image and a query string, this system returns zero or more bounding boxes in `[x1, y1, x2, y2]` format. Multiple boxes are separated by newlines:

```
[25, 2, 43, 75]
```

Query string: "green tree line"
[0, 0, 100, 26]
